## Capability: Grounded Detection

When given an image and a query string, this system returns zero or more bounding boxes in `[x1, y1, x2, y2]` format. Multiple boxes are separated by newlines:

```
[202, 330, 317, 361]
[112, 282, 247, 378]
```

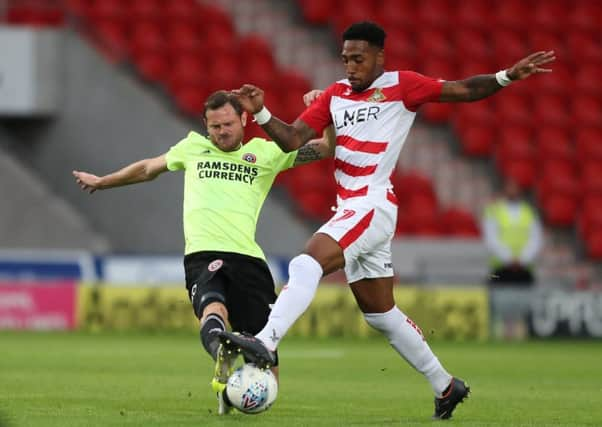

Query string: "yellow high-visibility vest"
[485, 201, 536, 268]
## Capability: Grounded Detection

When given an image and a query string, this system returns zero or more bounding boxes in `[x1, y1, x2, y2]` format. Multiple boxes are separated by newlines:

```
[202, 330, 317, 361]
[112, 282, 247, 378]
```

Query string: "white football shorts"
[316, 195, 397, 283]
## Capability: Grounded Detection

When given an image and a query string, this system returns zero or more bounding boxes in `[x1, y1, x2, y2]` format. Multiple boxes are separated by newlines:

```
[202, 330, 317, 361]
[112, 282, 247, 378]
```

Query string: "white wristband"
[253, 106, 272, 125]
[495, 70, 513, 87]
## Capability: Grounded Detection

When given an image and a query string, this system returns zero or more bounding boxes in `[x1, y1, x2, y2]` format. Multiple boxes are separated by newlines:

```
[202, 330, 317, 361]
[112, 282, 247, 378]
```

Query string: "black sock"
[200, 313, 226, 361]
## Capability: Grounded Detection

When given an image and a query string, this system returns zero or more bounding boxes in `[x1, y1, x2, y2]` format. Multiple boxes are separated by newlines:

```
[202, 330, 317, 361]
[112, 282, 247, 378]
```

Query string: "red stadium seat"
[164, 0, 199, 24]
[331, 0, 376, 36]
[533, 94, 570, 128]
[237, 35, 276, 71]
[65, 0, 90, 17]
[440, 207, 481, 238]
[501, 159, 536, 189]
[197, 4, 234, 29]
[166, 55, 204, 93]
[93, 19, 129, 56]
[497, 125, 533, 149]
[539, 159, 577, 184]
[172, 85, 211, 116]
[532, 1, 568, 32]
[420, 58, 458, 81]
[453, 101, 495, 135]
[417, 29, 453, 60]
[297, 192, 336, 222]
[568, 2, 602, 33]
[494, 92, 532, 125]
[392, 171, 436, 207]
[129, 21, 166, 57]
[454, 29, 491, 61]
[417, 0, 453, 29]
[377, 0, 416, 31]
[134, 52, 169, 83]
[299, 0, 336, 25]
[166, 24, 203, 54]
[585, 229, 602, 260]
[494, 0, 531, 31]
[530, 63, 572, 96]
[420, 103, 454, 124]
[128, 0, 162, 22]
[457, 125, 495, 157]
[540, 193, 578, 227]
[572, 96, 602, 127]
[492, 31, 528, 66]
[385, 29, 417, 69]
[86, 0, 124, 25]
[567, 32, 602, 64]
[454, 0, 493, 30]
[575, 65, 602, 96]
[581, 161, 602, 195]
[535, 127, 573, 161]
[576, 128, 602, 162]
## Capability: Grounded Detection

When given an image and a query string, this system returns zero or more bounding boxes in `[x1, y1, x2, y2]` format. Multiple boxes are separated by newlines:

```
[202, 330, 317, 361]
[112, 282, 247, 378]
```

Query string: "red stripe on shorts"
[338, 209, 375, 249]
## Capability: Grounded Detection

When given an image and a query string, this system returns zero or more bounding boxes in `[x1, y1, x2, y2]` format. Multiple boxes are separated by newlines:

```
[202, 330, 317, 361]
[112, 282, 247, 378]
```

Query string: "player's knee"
[363, 309, 396, 334]
[191, 287, 226, 319]
[288, 254, 323, 283]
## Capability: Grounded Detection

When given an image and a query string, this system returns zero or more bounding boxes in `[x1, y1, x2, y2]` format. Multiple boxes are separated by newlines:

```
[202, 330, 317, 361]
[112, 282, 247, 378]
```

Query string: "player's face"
[205, 103, 247, 152]
[341, 40, 384, 92]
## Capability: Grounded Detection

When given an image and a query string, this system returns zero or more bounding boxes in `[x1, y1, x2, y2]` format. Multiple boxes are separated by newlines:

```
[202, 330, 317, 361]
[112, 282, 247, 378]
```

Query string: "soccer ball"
[225, 363, 278, 414]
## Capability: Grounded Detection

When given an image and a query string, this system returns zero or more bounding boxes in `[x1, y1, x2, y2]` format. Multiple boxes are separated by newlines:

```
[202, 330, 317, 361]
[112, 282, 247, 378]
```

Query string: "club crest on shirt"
[242, 153, 257, 163]
[367, 88, 386, 102]
[208, 259, 223, 272]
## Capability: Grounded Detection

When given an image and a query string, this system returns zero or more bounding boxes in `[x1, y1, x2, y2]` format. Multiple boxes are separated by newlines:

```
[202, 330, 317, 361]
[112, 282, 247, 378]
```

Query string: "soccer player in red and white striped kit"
[220, 21, 555, 419]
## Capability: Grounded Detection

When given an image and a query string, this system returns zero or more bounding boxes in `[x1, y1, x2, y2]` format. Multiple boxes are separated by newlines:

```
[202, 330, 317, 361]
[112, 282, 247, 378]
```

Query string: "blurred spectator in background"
[483, 177, 543, 286]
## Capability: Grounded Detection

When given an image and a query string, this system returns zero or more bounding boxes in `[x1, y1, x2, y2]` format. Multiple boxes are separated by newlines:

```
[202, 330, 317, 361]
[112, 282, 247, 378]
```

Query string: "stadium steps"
[0, 139, 109, 251]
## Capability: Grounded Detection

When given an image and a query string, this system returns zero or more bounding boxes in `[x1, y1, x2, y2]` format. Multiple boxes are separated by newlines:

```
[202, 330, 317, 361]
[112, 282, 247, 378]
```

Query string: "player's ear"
[241, 111, 248, 127]
[376, 49, 385, 67]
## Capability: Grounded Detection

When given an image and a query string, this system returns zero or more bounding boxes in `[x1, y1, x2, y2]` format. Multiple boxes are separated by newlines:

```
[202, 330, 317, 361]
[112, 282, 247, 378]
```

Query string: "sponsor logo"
[270, 328, 280, 343]
[201, 149, 211, 154]
[367, 88, 386, 102]
[343, 88, 352, 96]
[334, 105, 381, 130]
[406, 317, 425, 340]
[190, 283, 197, 299]
[243, 153, 257, 163]
[208, 259, 223, 272]
[384, 262, 393, 269]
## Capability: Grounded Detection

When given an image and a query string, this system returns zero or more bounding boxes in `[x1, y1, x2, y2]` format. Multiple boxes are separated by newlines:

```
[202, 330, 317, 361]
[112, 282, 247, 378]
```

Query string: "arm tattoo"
[261, 117, 316, 153]
[462, 74, 503, 101]
[294, 142, 323, 166]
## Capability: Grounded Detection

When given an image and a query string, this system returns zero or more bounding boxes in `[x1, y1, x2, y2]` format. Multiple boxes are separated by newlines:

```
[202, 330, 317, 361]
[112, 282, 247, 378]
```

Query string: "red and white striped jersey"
[299, 71, 443, 205]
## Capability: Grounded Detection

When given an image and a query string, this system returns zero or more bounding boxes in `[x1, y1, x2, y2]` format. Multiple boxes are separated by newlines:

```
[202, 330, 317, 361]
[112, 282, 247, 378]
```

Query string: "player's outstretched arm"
[72, 154, 168, 193]
[440, 51, 556, 102]
[293, 126, 336, 166]
[232, 84, 316, 153]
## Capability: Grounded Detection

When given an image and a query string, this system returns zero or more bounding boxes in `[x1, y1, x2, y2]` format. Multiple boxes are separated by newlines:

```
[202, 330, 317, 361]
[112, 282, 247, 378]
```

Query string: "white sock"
[256, 254, 323, 351]
[364, 306, 452, 396]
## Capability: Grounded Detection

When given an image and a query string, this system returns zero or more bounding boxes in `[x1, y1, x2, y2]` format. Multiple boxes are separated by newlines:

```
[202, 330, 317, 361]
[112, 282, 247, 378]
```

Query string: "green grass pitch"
[1, 332, 601, 426]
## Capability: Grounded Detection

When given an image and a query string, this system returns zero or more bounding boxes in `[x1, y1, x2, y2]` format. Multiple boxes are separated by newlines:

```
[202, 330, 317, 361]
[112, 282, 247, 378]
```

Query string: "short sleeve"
[267, 141, 298, 172]
[165, 137, 189, 171]
[298, 85, 335, 136]
[398, 71, 443, 111]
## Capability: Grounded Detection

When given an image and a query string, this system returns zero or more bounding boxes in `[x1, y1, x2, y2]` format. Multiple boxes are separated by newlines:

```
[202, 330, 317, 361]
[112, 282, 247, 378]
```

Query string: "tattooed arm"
[293, 126, 336, 166]
[440, 51, 555, 102]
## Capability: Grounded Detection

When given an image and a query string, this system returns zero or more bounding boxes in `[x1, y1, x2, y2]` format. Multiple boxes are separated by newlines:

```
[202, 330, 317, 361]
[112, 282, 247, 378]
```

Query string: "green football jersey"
[165, 131, 297, 259]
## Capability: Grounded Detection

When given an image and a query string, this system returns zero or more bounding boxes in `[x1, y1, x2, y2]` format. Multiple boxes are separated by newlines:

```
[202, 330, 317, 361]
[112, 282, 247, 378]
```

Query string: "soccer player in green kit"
[73, 90, 334, 415]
